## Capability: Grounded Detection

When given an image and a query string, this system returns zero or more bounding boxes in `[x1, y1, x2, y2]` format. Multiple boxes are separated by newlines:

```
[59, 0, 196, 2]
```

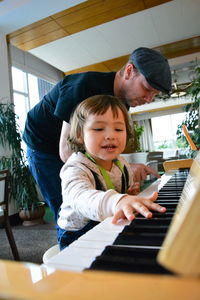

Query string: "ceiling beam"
[7, 0, 172, 51]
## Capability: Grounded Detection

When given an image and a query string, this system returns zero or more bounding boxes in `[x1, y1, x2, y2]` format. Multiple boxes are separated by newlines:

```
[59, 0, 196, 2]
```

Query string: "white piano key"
[95, 217, 130, 231]
[69, 239, 110, 249]
[78, 229, 119, 242]
[46, 246, 102, 271]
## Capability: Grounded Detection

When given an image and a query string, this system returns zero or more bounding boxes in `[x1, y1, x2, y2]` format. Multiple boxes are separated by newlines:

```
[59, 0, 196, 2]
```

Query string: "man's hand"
[130, 163, 160, 182]
[127, 182, 140, 195]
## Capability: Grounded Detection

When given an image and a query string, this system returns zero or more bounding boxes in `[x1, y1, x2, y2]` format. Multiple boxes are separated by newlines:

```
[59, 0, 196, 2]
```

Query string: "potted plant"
[123, 122, 144, 153]
[0, 101, 45, 225]
[176, 66, 200, 156]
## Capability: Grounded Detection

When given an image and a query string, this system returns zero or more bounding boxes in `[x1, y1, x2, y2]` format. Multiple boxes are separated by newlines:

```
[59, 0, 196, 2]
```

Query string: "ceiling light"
[171, 91, 187, 98]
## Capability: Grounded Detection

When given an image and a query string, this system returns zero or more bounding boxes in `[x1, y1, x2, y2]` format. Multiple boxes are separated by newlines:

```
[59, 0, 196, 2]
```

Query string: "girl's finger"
[112, 210, 125, 224]
[143, 199, 166, 213]
[123, 205, 136, 222]
[131, 202, 153, 219]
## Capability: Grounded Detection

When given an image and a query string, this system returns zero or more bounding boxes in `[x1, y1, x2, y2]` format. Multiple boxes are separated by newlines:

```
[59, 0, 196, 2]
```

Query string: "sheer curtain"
[138, 119, 154, 151]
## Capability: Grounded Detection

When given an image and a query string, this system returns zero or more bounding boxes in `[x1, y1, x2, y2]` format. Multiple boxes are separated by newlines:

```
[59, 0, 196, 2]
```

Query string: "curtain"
[138, 119, 154, 151]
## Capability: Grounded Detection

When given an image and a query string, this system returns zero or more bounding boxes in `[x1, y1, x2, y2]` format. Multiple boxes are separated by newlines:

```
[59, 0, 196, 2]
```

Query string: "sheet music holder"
[157, 150, 200, 276]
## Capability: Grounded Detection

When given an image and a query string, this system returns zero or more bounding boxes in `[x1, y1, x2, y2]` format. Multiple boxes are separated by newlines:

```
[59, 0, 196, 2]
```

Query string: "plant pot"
[19, 202, 46, 226]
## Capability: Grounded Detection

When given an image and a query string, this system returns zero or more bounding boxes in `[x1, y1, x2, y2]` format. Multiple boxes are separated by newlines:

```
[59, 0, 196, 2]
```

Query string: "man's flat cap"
[130, 47, 172, 93]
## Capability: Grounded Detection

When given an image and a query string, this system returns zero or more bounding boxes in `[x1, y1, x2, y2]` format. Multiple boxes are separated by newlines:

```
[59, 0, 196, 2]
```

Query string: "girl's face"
[82, 107, 127, 170]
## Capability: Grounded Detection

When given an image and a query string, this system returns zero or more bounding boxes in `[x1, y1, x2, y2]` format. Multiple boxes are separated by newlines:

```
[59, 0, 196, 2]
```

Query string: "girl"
[57, 95, 166, 250]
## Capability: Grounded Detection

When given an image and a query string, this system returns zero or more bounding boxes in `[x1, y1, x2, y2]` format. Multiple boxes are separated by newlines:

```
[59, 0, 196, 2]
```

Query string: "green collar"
[84, 152, 127, 191]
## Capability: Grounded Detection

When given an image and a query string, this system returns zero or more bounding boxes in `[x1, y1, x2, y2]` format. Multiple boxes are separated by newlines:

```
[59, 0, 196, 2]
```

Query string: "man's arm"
[59, 121, 72, 162]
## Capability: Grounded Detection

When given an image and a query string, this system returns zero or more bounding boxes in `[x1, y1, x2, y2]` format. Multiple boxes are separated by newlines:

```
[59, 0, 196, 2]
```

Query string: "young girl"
[57, 95, 166, 250]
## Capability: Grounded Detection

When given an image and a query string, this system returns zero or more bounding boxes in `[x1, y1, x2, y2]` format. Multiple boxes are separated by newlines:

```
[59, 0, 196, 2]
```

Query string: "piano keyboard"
[45, 169, 188, 273]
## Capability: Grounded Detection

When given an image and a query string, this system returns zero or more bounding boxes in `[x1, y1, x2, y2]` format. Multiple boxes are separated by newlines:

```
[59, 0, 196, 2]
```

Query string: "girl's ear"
[78, 136, 83, 143]
[77, 131, 84, 144]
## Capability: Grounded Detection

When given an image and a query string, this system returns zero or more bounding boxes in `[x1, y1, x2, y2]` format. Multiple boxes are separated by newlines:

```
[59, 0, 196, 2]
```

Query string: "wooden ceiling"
[6, 0, 200, 74]
[7, 0, 172, 51]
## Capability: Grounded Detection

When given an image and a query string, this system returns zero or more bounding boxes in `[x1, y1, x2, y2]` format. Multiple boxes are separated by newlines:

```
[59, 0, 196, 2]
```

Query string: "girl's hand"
[112, 192, 166, 224]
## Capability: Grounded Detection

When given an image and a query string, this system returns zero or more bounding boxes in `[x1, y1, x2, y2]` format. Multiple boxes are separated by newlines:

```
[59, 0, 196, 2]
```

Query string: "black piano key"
[156, 202, 177, 208]
[161, 185, 184, 189]
[157, 193, 181, 201]
[158, 194, 182, 198]
[156, 201, 178, 206]
[162, 182, 185, 185]
[88, 246, 172, 274]
[157, 200, 179, 204]
[164, 207, 176, 212]
[130, 217, 172, 225]
[151, 212, 174, 218]
[158, 191, 182, 195]
[113, 231, 166, 246]
[122, 224, 168, 234]
[159, 186, 184, 190]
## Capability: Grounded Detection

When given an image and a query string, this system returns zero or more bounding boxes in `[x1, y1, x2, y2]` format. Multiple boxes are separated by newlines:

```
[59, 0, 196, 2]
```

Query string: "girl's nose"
[105, 129, 115, 139]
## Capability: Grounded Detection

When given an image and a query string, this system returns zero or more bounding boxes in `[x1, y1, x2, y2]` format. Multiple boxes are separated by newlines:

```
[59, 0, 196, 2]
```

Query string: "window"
[12, 66, 55, 134]
[151, 112, 186, 157]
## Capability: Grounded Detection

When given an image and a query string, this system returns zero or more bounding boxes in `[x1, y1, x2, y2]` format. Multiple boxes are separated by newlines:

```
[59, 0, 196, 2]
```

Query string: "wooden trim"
[154, 36, 200, 59]
[7, 0, 172, 51]
[182, 125, 198, 151]
[163, 159, 193, 171]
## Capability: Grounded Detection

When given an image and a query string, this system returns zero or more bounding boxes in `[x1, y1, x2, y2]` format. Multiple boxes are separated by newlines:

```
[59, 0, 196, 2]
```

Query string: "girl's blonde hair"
[68, 95, 133, 152]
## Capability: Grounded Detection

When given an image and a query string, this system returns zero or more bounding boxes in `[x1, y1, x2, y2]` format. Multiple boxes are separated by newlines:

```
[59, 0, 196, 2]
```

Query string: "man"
[23, 47, 172, 222]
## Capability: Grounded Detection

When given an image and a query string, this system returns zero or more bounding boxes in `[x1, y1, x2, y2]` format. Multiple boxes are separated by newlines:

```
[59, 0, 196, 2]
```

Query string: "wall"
[0, 33, 12, 104]
[9, 44, 64, 84]
[0, 32, 12, 157]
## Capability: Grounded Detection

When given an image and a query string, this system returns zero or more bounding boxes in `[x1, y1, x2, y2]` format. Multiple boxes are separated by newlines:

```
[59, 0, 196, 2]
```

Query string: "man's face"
[117, 64, 160, 107]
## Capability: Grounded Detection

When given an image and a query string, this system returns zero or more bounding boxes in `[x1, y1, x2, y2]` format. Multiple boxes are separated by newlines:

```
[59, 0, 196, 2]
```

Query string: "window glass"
[28, 74, 40, 109]
[151, 112, 186, 151]
[11, 66, 55, 157]
[12, 67, 27, 93]
[12, 67, 55, 132]
[13, 92, 28, 134]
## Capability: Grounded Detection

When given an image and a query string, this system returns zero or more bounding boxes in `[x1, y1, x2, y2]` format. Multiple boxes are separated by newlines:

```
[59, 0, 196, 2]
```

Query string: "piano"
[44, 153, 200, 277]
[0, 158, 200, 300]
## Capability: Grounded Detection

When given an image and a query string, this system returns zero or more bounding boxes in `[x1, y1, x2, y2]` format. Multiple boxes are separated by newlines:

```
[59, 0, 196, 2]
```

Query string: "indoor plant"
[123, 121, 144, 153]
[176, 66, 200, 154]
[0, 102, 45, 225]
